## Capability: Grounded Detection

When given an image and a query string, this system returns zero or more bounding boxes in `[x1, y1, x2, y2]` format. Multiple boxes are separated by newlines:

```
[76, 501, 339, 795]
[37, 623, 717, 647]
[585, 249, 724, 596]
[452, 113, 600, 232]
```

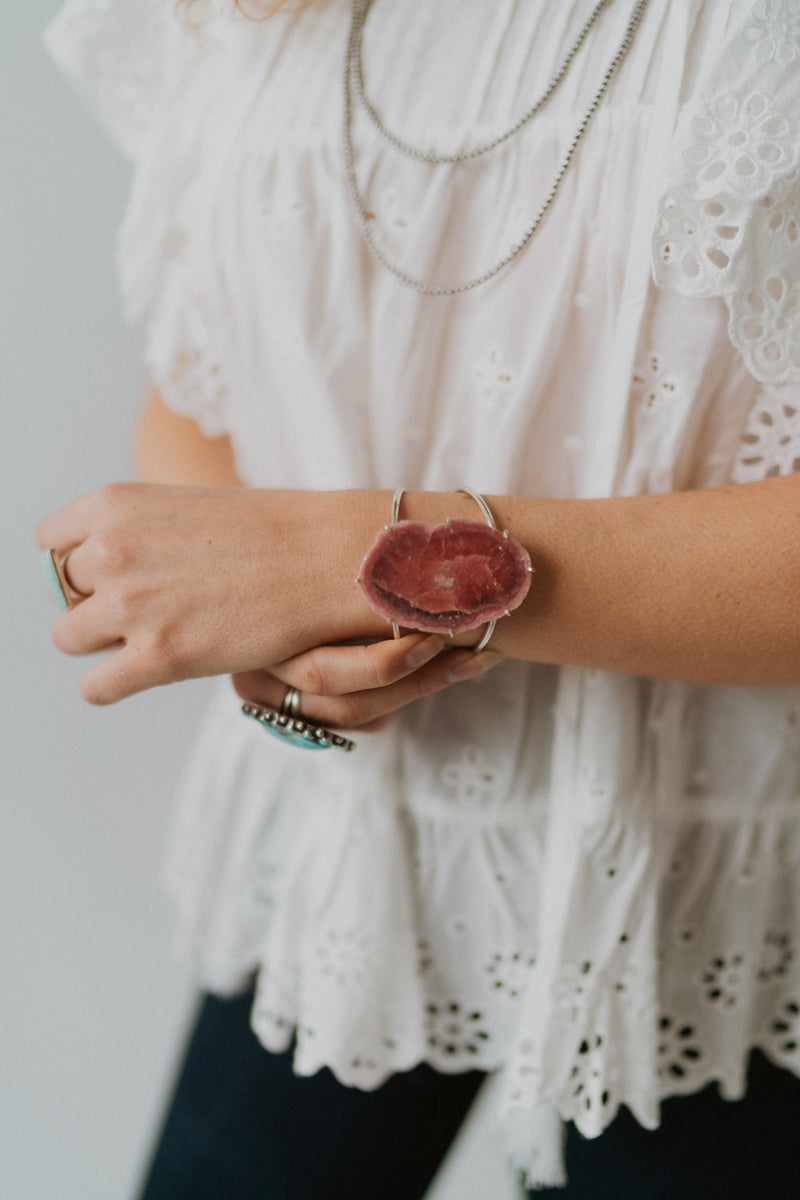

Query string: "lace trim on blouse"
[652, 6, 800, 387]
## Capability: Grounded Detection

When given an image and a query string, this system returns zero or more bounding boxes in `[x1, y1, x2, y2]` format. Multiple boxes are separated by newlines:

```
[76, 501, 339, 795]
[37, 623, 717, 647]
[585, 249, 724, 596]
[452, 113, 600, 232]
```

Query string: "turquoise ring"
[241, 702, 355, 752]
[41, 548, 71, 611]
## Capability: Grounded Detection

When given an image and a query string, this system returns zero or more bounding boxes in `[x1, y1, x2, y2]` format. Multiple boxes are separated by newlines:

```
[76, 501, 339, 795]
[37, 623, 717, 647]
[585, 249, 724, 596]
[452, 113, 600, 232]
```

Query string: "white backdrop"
[3, 5, 201, 1198]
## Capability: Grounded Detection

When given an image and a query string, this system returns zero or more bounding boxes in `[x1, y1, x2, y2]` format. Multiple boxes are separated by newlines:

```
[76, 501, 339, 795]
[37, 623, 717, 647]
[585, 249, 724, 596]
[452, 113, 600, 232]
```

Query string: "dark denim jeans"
[139, 991, 800, 1200]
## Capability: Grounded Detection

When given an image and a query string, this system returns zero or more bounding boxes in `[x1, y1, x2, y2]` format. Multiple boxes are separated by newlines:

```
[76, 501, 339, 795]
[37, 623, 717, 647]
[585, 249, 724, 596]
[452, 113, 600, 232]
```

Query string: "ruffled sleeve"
[43, 0, 183, 161]
[652, 0, 800, 387]
[44, 0, 233, 437]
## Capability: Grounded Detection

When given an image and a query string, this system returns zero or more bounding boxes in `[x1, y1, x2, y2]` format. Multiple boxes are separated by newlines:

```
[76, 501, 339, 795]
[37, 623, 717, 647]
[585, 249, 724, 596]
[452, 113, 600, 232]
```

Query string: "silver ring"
[279, 686, 303, 718]
[242, 701, 356, 752]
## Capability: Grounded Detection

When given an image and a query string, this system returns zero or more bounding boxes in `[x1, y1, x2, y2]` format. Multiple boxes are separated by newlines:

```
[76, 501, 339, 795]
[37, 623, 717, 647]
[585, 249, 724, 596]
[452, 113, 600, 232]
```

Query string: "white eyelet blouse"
[46, 0, 800, 1189]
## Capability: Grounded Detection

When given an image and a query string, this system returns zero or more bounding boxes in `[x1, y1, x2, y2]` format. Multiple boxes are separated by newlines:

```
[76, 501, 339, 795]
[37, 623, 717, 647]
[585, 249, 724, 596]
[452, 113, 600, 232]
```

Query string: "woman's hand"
[36, 482, 389, 704]
[232, 633, 501, 733]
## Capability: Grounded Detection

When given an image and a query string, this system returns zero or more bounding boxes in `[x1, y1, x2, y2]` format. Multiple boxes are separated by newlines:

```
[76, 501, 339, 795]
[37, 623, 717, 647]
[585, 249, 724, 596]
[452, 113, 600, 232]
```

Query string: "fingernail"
[404, 635, 445, 670]
[446, 651, 501, 684]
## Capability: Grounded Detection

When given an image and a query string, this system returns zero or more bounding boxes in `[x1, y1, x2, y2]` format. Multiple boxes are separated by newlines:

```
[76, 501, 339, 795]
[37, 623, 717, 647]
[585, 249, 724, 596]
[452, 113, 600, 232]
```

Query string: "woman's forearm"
[131, 391, 800, 685]
[385, 478, 800, 687]
[38, 473, 800, 706]
[135, 386, 241, 487]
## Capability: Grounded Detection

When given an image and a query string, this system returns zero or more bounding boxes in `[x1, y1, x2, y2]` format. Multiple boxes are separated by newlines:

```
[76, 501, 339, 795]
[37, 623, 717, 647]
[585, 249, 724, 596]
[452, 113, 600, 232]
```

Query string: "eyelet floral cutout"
[441, 747, 499, 808]
[699, 950, 748, 1011]
[425, 1001, 491, 1061]
[315, 927, 374, 989]
[484, 950, 536, 1001]
[744, 0, 800, 65]
[732, 382, 800, 481]
[757, 931, 794, 984]
[655, 191, 743, 287]
[566, 1032, 616, 1125]
[730, 276, 800, 382]
[766, 996, 800, 1063]
[375, 189, 411, 235]
[760, 167, 800, 248]
[471, 344, 518, 405]
[656, 1015, 704, 1083]
[631, 353, 681, 413]
[681, 92, 796, 198]
[553, 960, 594, 1025]
[653, 83, 800, 383]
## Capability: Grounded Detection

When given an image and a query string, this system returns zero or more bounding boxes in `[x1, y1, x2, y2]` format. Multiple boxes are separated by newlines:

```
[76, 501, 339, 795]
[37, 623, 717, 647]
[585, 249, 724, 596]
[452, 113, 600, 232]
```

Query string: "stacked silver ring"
[280, 686, 303, 718]
[242, 689, 355, 753]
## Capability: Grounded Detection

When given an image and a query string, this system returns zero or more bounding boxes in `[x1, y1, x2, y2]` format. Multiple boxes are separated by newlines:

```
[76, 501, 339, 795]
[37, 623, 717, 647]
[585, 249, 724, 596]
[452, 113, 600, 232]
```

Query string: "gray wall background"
[3, 4, 201, 1197]
[2, 7, 501, 1199]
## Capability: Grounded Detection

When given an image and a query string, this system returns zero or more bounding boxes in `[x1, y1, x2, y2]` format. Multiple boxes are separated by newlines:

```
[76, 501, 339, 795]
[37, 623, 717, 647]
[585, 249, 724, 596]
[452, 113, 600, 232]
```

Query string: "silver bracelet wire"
[457, 488, 497, 653]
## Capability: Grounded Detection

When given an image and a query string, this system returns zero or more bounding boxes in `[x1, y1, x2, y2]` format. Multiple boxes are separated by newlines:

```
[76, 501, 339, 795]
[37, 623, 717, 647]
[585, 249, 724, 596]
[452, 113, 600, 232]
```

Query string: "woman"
[40, 0, 800, 1195]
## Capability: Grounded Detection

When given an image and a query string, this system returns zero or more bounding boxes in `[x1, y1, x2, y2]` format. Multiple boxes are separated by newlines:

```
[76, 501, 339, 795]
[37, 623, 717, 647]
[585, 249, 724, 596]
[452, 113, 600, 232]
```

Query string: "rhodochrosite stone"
[358, 518, 532, 634]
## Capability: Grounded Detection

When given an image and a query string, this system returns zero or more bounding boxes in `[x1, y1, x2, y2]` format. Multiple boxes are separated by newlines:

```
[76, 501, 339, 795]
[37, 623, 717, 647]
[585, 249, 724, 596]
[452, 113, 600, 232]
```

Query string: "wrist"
[322, 489, 396, 642]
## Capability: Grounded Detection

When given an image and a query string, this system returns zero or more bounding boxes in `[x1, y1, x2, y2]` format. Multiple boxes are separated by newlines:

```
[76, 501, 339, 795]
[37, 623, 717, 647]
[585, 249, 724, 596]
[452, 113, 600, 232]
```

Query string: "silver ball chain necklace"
[343, 0, 651, 296]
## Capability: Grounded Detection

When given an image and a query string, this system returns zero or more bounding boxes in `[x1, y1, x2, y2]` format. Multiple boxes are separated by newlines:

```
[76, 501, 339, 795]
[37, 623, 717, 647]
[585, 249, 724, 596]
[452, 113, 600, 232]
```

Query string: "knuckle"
[91, 529, 131, 575]
[101, 585, 139, 629]
[95, 481, 134, 513]
[370, 648, 398, 689]
[148, 627, 192, 682]
[328, 695, 367, 729]
[293, 656, 330, 696]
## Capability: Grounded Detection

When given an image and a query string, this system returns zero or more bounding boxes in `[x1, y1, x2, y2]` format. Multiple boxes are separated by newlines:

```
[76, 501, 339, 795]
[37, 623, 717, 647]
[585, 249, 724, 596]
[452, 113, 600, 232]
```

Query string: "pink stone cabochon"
[358, 518, 533, 634]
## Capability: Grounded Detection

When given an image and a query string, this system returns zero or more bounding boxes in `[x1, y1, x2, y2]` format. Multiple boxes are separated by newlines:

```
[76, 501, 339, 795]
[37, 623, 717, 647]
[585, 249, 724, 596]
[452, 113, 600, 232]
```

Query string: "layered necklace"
[343, 0, 650, 295]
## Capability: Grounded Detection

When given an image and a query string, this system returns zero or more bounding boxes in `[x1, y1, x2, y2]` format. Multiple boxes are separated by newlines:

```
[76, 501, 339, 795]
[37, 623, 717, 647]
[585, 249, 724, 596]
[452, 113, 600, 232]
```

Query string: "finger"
[323, 647, 502, 729]
[269, 633, 445, 697]
[336, 647, 501, 726]
[231, 671, 395, 733]
[77, 638, 177, 706]
[232, 672, 393, 737]
[55, 541, 95, 598]
[234, 647, 501, 732]
[231, 670, 283, 707]
[50, 596, 123, 657]
[239, 649, 500, 731]
[35, 491, 99, 552]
